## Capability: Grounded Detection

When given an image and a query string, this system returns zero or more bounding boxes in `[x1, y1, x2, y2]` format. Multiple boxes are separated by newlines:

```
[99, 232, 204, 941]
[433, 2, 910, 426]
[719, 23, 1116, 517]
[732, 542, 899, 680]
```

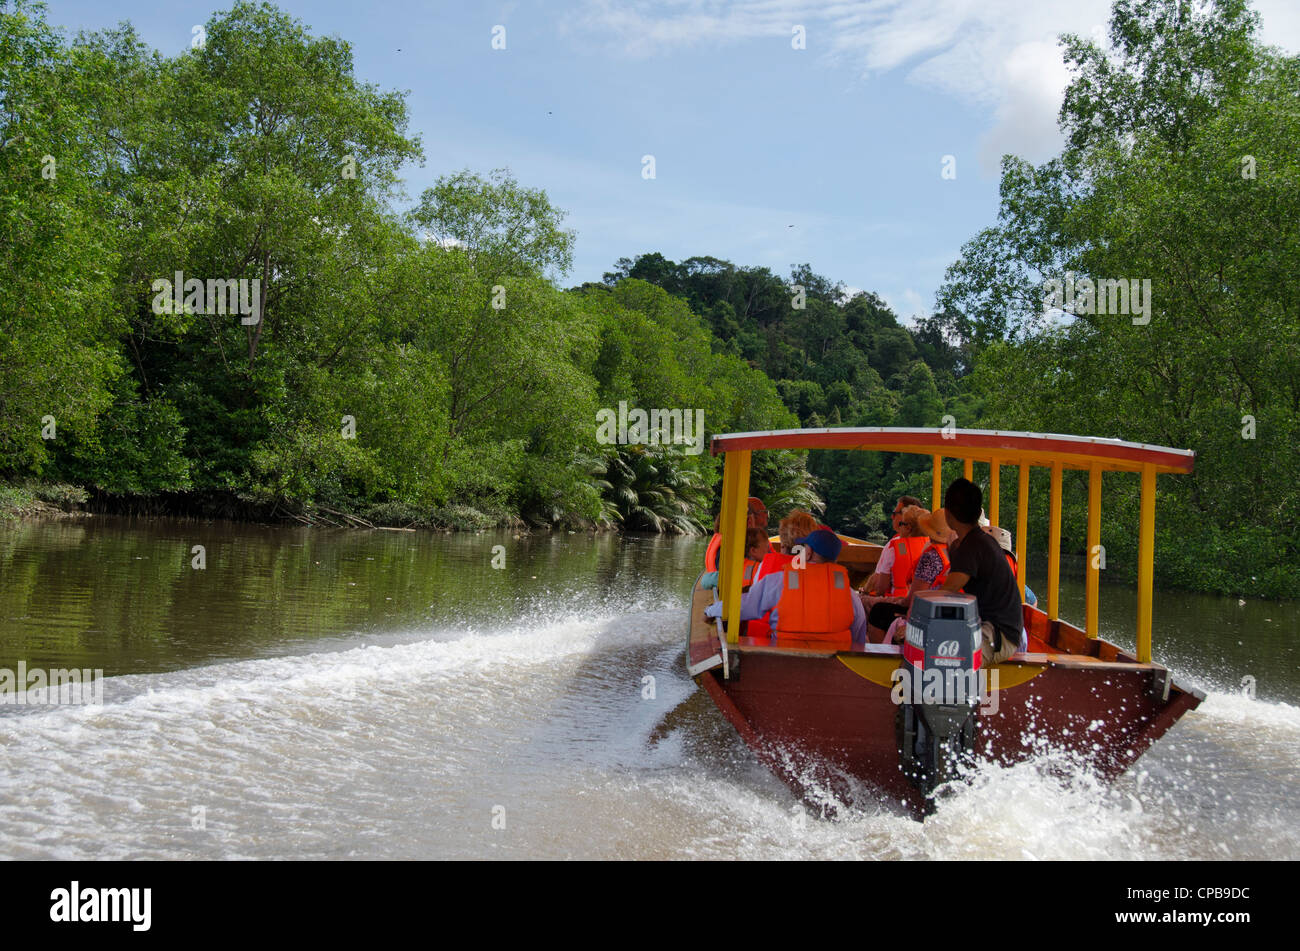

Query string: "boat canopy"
[711, 428, 1195, 663]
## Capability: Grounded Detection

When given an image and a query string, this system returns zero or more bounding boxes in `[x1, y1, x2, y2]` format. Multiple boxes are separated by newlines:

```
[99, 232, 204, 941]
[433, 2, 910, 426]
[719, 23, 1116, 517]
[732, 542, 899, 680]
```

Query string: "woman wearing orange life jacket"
[748, 509, 820, 639]
[707, 527, 770, 611]
[885, 530, 929, 597]
[862, 495, 924, 595]
[703, 497, 768, 572]
[860, 504, 927, 633]
[877, 507, 960, 644]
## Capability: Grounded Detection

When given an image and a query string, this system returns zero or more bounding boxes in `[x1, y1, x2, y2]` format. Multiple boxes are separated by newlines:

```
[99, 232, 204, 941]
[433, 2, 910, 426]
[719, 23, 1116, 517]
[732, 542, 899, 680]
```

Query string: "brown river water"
[0, 516, 1297, 859]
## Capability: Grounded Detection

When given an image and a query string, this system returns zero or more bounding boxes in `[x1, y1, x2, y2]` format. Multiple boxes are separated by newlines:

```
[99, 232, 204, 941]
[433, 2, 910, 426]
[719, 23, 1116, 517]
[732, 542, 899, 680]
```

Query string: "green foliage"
[411, 168, 575, 279]
[602, 445, 709, 534]
[0, 0, 123, 475]
[748, 450, 823, 522]
[938, 0, 1298, 597]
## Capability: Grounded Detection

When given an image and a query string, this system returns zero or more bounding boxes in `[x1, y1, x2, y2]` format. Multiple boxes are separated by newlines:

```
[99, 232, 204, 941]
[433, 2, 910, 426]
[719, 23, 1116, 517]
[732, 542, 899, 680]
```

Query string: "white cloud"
[573, 1, 1300, 177]
[977, 40, 1074, 175]
[423, 233, 466, 249]
[1255, 0, 1300, 52]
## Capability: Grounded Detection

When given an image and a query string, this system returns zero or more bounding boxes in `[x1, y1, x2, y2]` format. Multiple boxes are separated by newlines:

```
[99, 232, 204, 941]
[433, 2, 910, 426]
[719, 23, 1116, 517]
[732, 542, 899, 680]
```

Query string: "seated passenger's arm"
[864, 545, 894, 594]
[850, 590, 867, 645]
[905, 570, 926, 602]
[704, 573, 782, 622]
[740, 573, 783, 620]
[942, 571, 970, 593]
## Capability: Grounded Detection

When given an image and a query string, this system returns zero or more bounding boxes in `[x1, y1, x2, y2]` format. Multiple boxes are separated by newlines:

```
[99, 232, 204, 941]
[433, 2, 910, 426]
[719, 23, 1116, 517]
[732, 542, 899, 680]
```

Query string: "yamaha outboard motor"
[895, 590, 982, 801]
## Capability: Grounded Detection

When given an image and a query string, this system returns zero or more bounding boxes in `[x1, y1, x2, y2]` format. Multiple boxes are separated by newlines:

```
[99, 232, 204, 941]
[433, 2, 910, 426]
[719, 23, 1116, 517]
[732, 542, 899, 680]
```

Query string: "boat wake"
[635, 685, 1300, 860]
[0, 600, 1294, 859]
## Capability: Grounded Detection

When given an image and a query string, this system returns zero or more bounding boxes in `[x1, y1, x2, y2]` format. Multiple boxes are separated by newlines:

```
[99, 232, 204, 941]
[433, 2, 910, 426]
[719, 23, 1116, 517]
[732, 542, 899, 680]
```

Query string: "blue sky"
[40, 0, 1300, 324]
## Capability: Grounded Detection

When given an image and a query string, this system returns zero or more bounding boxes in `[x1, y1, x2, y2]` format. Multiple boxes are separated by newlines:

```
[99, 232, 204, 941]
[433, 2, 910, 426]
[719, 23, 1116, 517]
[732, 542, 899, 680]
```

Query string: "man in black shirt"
[940, 478, 1023, 664]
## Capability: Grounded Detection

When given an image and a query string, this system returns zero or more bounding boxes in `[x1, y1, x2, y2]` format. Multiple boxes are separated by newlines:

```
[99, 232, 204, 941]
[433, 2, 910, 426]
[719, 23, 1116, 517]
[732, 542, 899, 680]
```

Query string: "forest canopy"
[0, 0, 1294, 597]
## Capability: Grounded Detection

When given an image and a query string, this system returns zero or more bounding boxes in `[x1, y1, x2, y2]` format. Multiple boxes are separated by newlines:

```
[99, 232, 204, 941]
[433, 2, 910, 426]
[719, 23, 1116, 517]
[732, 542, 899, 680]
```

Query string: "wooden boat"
[686, 428, 1205, 816]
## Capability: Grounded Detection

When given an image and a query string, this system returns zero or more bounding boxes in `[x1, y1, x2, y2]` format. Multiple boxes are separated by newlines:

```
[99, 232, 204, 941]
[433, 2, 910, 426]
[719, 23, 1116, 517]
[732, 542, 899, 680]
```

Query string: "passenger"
[861, 503, 928, 637]
[740, 526, 771, 590]
[865, 505, 953, 642]
[753, 509, 819, 582]
[982, 525, 1037, 608]
[915, 508, 955, 589]
[877, 507, 957, 644]
[983, 524, 1035, 652]
[863, 495, 925, 596]
[749, 509, 820, 637]
[702, 497, 769, 589]
[939, 479, 1023, 665]
[704, 514, 723, 573]
[704, 497, 767, 572]
[705, 528, 866, 647]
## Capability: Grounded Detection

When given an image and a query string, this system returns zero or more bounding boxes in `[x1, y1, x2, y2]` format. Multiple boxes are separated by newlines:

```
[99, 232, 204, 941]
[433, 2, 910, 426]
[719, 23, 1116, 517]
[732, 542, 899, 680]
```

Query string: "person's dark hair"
[944, 478, 982, 526]
[745, 526, 768, 553]
[897, 495, 922, 510]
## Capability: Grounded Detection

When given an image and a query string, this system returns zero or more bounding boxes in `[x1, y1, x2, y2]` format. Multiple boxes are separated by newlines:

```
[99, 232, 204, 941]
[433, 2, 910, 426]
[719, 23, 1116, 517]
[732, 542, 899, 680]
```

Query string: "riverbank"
[2, 480, 1291, 600]
[0, 481, 556, 533]
[0, 483, 90, 520]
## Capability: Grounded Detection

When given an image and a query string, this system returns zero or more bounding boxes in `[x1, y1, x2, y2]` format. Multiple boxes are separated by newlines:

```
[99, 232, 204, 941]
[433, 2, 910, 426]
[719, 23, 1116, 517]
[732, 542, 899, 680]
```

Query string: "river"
[0, 516, 1296, 859]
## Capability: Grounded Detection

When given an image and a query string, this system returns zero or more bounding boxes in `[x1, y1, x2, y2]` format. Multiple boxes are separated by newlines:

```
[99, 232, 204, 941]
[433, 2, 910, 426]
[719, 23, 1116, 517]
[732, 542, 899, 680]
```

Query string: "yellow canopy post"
[963, 457, 973, 482]
[1016, 462, 1029, 600]
[718, 449, 738, 611]
[931, 455, 942, 510]
[720, 450, 752, 645]
[1047, 461, 1062, 619]
[1086, 463, 1102, 638]
[1137, 463, 1156, 662]
[988, 457, 1000, 527]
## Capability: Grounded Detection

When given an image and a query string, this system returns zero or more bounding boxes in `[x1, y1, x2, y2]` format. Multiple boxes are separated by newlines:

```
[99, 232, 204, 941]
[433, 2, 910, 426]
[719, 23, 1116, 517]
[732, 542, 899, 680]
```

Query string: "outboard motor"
[895, 590, 982, 800]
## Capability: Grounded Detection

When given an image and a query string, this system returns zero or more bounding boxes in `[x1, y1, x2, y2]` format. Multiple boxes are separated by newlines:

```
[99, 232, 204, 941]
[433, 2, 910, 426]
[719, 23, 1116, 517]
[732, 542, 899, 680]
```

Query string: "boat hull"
[688, 584, 1204, 815]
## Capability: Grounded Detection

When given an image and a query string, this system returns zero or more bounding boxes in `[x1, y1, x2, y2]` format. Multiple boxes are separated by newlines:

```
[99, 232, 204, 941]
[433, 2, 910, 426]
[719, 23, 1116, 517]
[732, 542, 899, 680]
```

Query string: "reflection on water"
[0, 516, 1296, 859]
[0, 517, 700, 675]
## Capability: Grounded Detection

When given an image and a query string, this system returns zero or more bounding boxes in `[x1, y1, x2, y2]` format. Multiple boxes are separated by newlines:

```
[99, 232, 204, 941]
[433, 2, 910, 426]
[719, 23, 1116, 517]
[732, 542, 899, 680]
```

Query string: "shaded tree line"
[0, 0, 813, 533]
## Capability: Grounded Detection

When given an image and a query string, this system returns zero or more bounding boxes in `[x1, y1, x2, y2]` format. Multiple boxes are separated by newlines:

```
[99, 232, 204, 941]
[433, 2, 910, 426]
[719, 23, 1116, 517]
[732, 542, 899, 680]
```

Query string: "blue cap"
[794, 528, 841, 562]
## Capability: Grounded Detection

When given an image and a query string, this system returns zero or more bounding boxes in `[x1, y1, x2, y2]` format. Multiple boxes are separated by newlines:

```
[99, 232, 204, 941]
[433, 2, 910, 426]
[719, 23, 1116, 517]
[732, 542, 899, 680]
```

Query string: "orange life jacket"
[741, 559, 758, 589]
[774, 562, 856, 645]
[753, 550, 793, 584]
[920, 542, 951, 589]
[746, 552, 794, 639]
[704, 533, 721, 572]
[888, 535, 929, 597]
[1004, 551, 1023, 601]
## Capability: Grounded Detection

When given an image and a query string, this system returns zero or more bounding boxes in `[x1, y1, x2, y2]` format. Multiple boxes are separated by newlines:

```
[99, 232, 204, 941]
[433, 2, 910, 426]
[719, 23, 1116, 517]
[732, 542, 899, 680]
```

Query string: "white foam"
[1192, 690, 1300, 733]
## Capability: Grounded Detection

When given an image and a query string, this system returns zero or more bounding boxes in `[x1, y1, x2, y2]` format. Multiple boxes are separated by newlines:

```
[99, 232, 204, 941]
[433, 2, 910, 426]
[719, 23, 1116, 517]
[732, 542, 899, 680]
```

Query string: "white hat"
[983, 524, 1012, 553]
